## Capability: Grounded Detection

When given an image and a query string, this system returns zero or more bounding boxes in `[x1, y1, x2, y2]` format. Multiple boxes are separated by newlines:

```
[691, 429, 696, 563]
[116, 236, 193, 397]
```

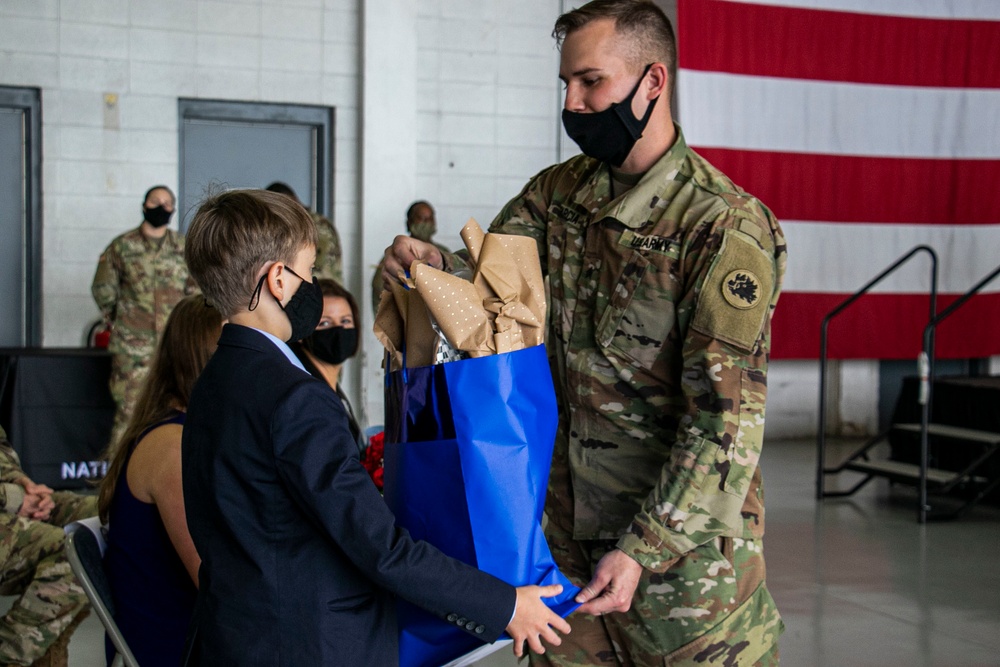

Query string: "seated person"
[0, 426, 96, 666]
[290, 278, 363, 450]
[98, 294, 223, 667]
[180, 189, 570, 665]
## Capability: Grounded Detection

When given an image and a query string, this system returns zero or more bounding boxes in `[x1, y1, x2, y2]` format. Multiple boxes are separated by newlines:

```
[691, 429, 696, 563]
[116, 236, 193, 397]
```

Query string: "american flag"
[677, 0, 1000, 359]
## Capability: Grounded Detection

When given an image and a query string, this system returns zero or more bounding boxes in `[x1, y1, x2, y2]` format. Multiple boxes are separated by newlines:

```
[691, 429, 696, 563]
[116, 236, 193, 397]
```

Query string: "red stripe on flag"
[771, 292, 1000, 359]
[691, 147, 1000, 225]
[678, 0, 1000, 88]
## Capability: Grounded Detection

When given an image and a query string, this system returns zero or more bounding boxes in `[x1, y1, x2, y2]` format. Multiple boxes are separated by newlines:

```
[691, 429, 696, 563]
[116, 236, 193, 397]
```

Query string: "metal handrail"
[916, 263, 1000, 522]
[816, 245, 939, 501]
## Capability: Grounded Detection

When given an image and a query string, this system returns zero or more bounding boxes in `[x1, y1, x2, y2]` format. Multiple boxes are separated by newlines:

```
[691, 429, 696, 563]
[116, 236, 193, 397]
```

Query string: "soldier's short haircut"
[405, 200, 433, 231]
[144, 184, 175, 206]
[185, 189, 318, 318]
[265, 181, 300, 203]
[553, 0, 677, 101]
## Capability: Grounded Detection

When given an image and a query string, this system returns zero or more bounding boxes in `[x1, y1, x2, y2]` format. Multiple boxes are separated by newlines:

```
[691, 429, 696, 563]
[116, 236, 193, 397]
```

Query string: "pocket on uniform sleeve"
[668, 434, 720, 496]
[660, 435, 726, 524]
[691, 228, 774, 354]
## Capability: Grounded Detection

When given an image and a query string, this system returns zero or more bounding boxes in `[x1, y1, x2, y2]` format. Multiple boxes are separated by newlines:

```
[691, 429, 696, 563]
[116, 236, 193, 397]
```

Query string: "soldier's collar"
[593, 124, 689, 229]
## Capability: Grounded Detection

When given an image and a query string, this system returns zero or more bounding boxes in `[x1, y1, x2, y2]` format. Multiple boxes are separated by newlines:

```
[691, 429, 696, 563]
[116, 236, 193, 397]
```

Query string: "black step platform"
[889, 375, 1000, 504]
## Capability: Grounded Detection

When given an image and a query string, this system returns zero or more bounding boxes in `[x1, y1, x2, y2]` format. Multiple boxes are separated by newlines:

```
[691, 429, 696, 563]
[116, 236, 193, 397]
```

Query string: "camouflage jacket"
[0, 426, 26, 513]
[91, 227, 193, 356]
[449, 127, 787, 570]
[312, 211, 343, 284]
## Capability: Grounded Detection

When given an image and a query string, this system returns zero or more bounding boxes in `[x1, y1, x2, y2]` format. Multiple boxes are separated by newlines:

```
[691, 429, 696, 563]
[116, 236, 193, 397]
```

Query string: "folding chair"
[64, 517, 140, 667]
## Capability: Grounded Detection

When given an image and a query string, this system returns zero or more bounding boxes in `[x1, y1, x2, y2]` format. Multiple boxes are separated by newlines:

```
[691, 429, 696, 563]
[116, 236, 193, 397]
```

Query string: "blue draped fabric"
[384, 345, 579, 667]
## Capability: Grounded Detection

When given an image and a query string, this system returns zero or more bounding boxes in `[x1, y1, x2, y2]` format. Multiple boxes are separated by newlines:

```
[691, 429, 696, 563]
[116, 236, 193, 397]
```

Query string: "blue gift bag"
[384, 344, 579, 667]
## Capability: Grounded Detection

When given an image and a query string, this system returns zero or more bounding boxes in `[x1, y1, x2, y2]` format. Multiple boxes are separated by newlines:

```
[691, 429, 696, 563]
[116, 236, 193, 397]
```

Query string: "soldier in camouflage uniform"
[405, 200, 450, 254]
[265, 182, 343, 283]
[0, 425, 96, 667]
[312, 210, 344, 284]
[384, 1, 786, 664]
[92, 185, 194, 448]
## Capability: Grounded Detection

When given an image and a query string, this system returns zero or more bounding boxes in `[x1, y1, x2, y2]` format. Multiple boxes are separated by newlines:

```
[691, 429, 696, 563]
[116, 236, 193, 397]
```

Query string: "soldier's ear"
[648, 63, 668, 100]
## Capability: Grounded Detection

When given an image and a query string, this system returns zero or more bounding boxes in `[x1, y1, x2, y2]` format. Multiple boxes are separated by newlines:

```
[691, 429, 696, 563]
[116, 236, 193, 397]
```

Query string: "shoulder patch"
[692, 229, 775, 352]
[722, 269, 763, 309]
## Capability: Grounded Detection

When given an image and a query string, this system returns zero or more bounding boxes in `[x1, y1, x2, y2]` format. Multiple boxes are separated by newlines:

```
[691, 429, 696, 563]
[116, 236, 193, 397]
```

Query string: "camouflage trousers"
[108, 352, 151, 450]
[0, 493, 97, 665]
[530, 512, 782, 666]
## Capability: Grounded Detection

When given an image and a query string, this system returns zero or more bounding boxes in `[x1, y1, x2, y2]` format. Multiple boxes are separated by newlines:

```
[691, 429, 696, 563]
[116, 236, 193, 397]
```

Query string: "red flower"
[362, 431, 385, 491]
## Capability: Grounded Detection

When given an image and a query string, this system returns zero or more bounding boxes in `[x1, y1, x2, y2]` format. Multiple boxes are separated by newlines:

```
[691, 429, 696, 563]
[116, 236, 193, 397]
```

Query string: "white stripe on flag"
[783, 222, 1000, 294]
[678, 70, 1000, 158]
[718, 0, 1000, 20]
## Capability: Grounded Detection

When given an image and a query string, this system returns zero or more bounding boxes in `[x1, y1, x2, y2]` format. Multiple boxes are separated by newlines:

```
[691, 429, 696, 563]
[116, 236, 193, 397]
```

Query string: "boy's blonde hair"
[185, 189, 318, 318]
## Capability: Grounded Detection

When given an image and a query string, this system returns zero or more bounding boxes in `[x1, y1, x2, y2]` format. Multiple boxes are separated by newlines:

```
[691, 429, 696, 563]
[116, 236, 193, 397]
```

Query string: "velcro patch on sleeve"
[691, 228, 775, 352]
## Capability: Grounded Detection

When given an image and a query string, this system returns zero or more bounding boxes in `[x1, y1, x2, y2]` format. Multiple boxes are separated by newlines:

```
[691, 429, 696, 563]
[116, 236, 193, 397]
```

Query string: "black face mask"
[305, 326, 357, 366]
[561, 64, 658, 167]
[249, 266, 323, 342]
[143, 205, 173, 228]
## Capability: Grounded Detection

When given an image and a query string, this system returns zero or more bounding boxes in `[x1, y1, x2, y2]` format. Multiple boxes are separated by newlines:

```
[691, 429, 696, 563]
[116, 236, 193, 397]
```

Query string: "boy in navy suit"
[180, 189, 569, 666]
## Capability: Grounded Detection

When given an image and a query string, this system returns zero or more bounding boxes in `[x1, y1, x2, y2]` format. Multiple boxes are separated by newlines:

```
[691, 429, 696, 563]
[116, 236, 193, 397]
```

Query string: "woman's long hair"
[98, 293, 222, 522]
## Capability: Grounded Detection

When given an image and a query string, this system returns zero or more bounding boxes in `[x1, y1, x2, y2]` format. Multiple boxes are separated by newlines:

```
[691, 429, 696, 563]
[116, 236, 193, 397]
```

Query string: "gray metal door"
[0, 87, 41, 347]
[178, 100, 334, 231]
[0, 109, 24, 346]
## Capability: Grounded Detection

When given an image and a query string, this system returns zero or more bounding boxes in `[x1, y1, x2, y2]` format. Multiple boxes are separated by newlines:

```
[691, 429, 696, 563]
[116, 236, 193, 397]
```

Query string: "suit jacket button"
[446, 613, 458, 622]
[457, 617, 467, 626]
[465, 621, 476, 630]
[474, 625, 485, 634]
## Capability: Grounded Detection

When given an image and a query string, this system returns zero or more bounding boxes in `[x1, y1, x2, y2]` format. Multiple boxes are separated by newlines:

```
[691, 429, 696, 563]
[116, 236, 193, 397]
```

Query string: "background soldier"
[264, 182, 343, 283]
[0, 425, 96, 667]
[92, 185, 193, 448]
[384, 1, 786, 664]
[404, 200, 449, 253]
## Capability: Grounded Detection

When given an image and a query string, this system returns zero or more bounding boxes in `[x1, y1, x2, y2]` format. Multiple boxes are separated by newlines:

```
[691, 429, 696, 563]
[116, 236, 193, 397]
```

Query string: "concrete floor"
[46, 437, 1000, 665]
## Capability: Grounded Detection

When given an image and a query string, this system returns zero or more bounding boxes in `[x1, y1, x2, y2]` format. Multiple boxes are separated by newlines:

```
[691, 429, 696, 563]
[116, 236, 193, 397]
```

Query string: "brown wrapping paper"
[412, 264, 493, 356]
[374, 278, 438, 370]
[374, 219, 546, 370]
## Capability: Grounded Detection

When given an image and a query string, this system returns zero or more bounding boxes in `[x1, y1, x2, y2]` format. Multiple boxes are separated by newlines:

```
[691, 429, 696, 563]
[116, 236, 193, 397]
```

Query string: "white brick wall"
[413, 0, 561, 248]
[0, 0, 363, 349]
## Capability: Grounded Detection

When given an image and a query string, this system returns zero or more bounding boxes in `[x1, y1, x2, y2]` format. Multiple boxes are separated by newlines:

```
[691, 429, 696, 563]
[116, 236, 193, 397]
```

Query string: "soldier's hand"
[382, 235, 443, 287]
[21, 479, 54, 499]
[506, 584, 571, 658]
[575, 549, 643, 616]
[36, 497, 55, 520]
[18, 492, 54, 521]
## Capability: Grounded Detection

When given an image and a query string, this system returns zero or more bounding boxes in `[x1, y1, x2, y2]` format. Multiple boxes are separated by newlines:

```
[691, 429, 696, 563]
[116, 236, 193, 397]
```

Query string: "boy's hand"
[506, 584, 571, 658]
[382, 236, 443, 287]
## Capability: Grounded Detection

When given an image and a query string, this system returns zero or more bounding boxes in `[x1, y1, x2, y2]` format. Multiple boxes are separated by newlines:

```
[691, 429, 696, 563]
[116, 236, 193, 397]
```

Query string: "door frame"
[177, 99, 335, 232]
[0, 86, 42, 347]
